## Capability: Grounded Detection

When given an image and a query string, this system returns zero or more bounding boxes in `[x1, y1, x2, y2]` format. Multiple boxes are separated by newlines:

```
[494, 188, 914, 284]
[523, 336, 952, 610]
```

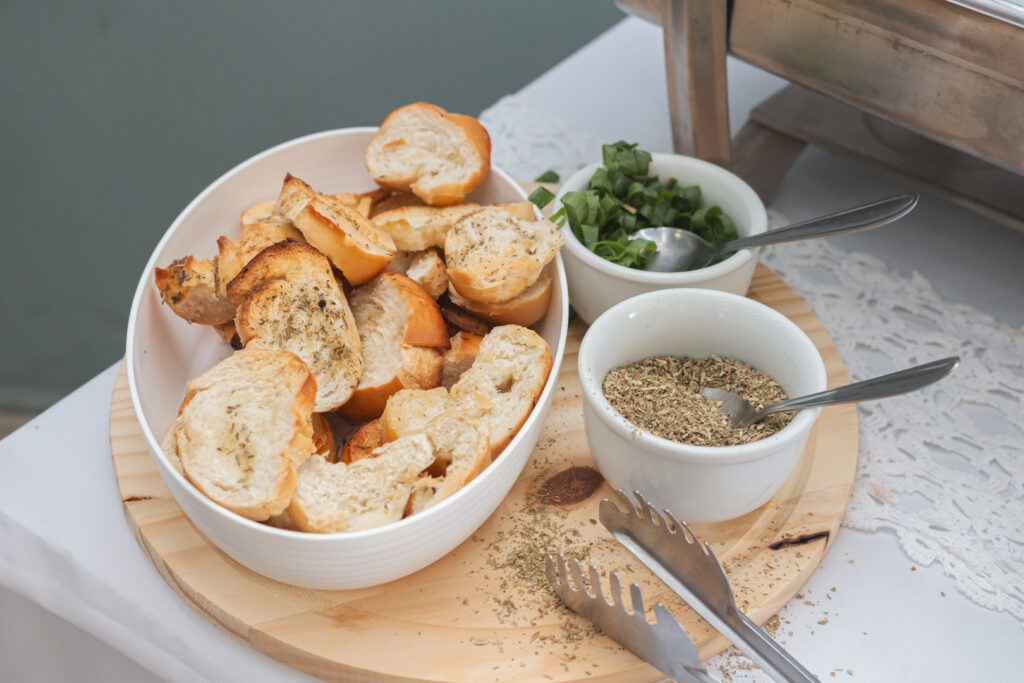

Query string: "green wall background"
[0, 1, 624, 410]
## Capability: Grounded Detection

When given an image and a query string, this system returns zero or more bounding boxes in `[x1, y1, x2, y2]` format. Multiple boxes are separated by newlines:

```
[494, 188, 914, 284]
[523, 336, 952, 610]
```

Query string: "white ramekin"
[125, 128, 568, 589]
[555, 153, 767, 324]
[577, 288, 825, 523]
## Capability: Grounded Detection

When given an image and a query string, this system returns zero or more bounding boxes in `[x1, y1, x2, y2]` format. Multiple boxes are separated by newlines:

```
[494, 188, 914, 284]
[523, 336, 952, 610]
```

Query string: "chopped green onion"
[528, 186, 556, 209]
[534, 169, 560, 183]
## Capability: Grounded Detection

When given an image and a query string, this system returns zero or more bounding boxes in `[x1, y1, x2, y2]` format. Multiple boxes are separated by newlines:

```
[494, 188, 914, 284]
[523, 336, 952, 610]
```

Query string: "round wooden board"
[110, 263, 857, 682]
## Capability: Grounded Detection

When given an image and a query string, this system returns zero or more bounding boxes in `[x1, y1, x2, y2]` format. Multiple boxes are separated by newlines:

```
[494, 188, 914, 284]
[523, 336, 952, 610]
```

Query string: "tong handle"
[724, 608, 818, 683]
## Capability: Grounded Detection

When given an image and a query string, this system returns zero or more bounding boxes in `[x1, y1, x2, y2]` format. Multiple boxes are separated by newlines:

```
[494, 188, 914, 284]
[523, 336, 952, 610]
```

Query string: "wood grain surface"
[109, 263, 857, 682]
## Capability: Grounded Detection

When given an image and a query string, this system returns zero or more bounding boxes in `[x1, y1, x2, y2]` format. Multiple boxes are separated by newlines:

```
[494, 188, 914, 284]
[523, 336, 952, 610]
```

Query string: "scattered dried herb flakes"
[602, 355, 793, 446]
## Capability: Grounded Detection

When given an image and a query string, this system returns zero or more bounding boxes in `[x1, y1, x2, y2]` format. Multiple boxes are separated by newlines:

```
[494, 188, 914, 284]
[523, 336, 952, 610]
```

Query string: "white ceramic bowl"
[125, 128, 568, 589]
[577, 288, 825, 523]
[555, 153, 767, 324]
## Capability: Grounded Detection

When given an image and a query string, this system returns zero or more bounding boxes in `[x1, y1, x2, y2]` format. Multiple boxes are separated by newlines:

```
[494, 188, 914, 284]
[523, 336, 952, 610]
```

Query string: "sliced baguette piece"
[446, 270, 552, 327]
[154, 256, 236, 325]
[449, 325, 553, 456]
[339, 418, 383, 464]
[365, 102, 491, 206]
[445, 206, 565, 304]
[372, 202, 535, 252]
[370, 191, 425, 217]
[405, 411, 490, 515]
[288, 434, 435, 533]
[161, 347, 316, 521]
[385, 248, 447, 299]
[273, 174, 396, 285]
[381, 325, 552, 457]
[439, 297, 491, 337]
[231, 241, 364, 412]
[379, 387, 453, 442]
[217, 222, 303, 297]
[339, 273, 449, 420]
[441, 331, 482, 389]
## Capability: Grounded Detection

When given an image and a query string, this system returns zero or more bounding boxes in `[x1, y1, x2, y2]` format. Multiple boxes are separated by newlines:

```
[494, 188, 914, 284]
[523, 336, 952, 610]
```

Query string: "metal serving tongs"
[545, 554, 717, 682]
[600, 489, 817, 683]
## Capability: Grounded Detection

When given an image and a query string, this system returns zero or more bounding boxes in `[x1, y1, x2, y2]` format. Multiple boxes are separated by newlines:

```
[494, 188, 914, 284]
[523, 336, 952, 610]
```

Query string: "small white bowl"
[555, 153, 767, 324]
[577, 288, 826, 523]
[125, 128, 568, 589]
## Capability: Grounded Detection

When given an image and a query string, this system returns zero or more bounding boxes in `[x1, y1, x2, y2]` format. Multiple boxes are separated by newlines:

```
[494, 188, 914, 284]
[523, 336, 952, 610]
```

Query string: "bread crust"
[339, 418, 383, 464]
[365, 102, 491, 206]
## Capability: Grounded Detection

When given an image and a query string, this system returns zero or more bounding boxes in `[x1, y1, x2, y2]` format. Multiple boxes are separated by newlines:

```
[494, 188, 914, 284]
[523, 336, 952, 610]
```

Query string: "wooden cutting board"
[109, 262, 857, 682]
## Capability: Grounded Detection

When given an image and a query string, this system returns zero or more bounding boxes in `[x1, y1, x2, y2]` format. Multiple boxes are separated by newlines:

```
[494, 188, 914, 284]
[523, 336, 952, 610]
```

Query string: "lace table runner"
[481, 95, 1024, 625]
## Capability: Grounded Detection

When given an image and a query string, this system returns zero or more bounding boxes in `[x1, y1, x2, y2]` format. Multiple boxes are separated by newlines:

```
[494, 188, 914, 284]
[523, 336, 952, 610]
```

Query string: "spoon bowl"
[704, 356, 959, 429]
[637, 193, 919, 273]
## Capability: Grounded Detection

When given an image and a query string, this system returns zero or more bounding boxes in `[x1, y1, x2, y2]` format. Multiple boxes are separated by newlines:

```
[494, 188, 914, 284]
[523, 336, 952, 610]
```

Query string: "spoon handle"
[721, 193, 918, 254]
[755, 356, 960, 419]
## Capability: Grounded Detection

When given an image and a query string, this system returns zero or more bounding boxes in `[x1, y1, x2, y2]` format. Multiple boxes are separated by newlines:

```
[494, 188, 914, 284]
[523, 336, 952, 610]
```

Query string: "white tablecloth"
[3, 17, 1022, 683]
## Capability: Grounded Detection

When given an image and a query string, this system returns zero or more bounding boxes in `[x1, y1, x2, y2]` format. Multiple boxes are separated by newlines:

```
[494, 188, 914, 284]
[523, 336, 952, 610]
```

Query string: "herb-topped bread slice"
[445, 206, 564, 304]
[372, 202, 536, 252]
[154, 256, 236, 325]
[229, 241, 364, 412]
[161, 346, 316, 521]
[273, 174, 396, 285]
[365, 102, 491, 206]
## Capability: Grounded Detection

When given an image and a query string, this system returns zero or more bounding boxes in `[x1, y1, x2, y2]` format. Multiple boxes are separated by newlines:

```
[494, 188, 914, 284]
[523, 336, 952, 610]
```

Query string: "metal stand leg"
[662, 0, 731, 166]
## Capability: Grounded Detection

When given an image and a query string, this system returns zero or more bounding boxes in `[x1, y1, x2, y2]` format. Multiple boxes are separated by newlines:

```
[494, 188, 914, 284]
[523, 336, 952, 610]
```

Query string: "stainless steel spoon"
[636, 193, 918, 272]
[703, 356, 959, 429]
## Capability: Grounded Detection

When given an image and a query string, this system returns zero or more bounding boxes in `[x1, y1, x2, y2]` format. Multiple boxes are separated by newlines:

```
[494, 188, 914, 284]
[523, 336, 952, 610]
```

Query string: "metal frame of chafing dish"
[617, 0, 1024, 230]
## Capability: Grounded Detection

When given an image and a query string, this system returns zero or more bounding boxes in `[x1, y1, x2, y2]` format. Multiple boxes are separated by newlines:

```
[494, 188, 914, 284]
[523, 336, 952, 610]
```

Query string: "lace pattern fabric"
[480, 95, 1024, 624]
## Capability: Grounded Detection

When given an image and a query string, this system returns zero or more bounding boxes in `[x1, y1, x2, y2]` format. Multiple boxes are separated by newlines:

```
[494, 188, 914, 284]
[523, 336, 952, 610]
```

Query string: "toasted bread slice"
[217, 222, 303, 297]
[339, 418, 383, 464]
[370, 192, 425, 217]
[231, 241, 364, 412]
[241, 200, 302, 230]
[445, 207, 564, 304]
[385, 248, 448, 299]
[161, 347, 316, 521]
[405, 411, 490, 515]
[449, 325, 552, 455]
[441, 331, 482, 389]
[365, 102, 491, 206]
[154, 256, 236, 325]
[446, 270, 553, 327]
[372, 202, 535, 252]
[379, 386, 453, 442]
[273, 174, 396, 285]
[340, 273, 448, 420]
[381, 325, 552, 457]
[439, 297, 491, 337]
[288, 434, 435, 533]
